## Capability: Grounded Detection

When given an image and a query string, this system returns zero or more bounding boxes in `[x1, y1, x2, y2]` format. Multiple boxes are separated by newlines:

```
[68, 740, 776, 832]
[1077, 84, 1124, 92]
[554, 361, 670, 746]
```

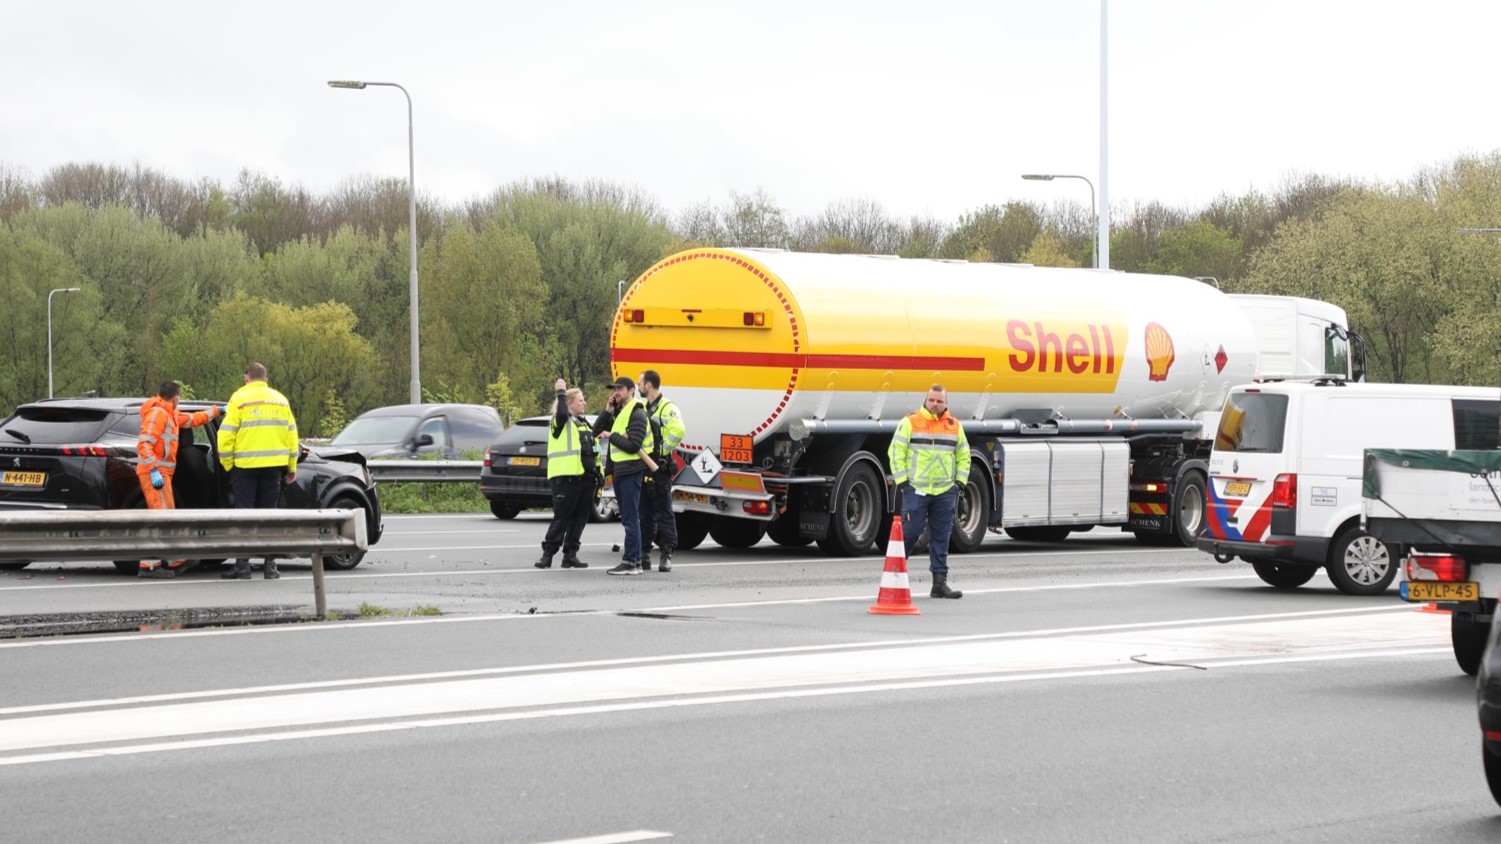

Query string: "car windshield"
[494, 419, 549, 447]
[1, 407, 116, 444]
[332, 416, 418, 446]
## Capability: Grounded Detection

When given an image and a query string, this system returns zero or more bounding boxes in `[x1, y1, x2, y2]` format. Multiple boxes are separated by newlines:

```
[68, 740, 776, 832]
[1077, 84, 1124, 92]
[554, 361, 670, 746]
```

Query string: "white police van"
[1197, 377, 1499, 595]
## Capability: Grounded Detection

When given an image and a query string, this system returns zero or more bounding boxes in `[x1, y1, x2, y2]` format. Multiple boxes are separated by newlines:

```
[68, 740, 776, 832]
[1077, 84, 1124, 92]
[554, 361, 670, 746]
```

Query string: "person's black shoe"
[561, 556, 588, 569]
[534, 554, 554, 569]
[222, 560, 252, 580]
[658, 549, 672, 573]
[264, 562, 281, 580]
[606, 563, 642, 576]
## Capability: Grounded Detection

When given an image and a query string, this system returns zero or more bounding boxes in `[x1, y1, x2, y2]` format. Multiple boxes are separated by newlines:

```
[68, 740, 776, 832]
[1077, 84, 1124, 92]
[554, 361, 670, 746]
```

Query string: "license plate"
[673, 490, 709, 505]
[1401, 581, 1479, 602]
[508, 456, 541, 467]
[1224, 480, 1251, 496]
[0, 471, 45, 487]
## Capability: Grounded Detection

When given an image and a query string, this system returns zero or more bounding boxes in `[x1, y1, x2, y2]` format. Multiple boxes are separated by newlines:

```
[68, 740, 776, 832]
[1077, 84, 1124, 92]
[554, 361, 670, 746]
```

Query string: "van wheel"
[1171, 471, 1207, 547]
[949, 467, 991, 554]
[1453, 612, 1489, 676]
[1325, 526, 1397, 595]
[1252, 561, 1318, 589]
[675, 512, 710, 551]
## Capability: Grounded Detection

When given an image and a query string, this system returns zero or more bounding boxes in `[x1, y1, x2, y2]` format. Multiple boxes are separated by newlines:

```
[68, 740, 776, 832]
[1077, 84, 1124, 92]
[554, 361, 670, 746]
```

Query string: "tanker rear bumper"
[670, 484, 774, 522]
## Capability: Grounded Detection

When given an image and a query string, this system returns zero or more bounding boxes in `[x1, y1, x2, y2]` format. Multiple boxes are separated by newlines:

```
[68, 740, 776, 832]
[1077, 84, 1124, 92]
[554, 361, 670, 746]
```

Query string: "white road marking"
[0, 571, 1267, 648]
[0, 545, 1200, 591]
[534, 832, 672, 844]
[0, 609, 1449, 765]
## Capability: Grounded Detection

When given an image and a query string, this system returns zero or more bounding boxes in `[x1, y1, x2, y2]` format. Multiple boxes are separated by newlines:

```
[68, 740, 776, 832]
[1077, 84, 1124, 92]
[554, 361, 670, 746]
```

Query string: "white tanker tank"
[609, 248, 1347, 556]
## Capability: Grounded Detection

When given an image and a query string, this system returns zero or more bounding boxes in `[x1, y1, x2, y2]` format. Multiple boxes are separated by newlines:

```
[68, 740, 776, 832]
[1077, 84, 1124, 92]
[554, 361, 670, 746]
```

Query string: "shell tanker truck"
[610, 248, 1362, 556]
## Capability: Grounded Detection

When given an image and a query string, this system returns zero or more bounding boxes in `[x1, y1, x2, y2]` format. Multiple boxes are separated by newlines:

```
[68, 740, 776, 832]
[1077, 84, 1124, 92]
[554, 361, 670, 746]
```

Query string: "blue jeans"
[902, 486, 956, 574]
[614, 471, 644, 564]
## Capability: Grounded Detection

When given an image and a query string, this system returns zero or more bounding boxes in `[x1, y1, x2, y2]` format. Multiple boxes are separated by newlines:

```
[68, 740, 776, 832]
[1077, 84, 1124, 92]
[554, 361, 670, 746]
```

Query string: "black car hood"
[303, 445, 370, 466]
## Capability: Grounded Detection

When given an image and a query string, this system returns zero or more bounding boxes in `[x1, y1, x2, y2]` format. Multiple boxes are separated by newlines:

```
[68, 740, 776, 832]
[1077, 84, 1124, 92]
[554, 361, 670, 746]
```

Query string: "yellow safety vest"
[609, 399, 653, 466]
[547, 417, 591, 478]
[218, 380, 299, 472]
[888, 408, 969, 495]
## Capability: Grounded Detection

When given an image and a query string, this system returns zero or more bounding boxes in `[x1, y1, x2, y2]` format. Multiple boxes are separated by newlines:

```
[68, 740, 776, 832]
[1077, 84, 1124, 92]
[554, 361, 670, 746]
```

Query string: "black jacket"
[591, 401, 649, 477]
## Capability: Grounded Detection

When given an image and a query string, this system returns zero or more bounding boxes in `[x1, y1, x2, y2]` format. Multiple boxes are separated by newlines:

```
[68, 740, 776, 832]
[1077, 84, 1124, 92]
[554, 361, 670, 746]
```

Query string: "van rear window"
[1214, 393, 1288, 453]
[1453, 399, 1501, 450]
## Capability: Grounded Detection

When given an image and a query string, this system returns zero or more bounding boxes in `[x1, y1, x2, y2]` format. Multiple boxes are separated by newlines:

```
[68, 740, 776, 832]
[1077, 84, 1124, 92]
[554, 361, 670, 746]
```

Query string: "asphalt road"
[2, 514, 1498, 843]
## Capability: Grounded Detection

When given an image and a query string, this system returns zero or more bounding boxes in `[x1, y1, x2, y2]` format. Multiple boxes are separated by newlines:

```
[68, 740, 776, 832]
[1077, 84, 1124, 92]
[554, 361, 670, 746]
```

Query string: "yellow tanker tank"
[611, 248, 1260, 453]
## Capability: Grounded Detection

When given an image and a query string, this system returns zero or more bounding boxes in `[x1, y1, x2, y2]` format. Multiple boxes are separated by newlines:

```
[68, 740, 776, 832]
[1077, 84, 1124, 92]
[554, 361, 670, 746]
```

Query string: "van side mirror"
[412, 433, 435, 449]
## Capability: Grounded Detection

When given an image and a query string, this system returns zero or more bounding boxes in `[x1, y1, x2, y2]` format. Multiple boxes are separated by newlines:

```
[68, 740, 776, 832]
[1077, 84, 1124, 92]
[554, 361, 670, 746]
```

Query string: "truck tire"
[816, 461, 883, 556]
[1452, 612, 1489, 676]
[1005, 527, 1071, 543]
[675, 512, 711, 551]
[1251, 561, 1318, 589]
[1325, 526, 1397, 596]
[950, 467, 991, 554]
[708, 517, 767, 549]
[1171, 471, 1207, 547]
[767, 514, 811, 547]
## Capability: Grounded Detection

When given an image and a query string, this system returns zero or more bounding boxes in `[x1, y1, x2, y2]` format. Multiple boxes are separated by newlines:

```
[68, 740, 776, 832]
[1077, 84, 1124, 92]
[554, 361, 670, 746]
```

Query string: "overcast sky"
[5, 1, 1500, 223]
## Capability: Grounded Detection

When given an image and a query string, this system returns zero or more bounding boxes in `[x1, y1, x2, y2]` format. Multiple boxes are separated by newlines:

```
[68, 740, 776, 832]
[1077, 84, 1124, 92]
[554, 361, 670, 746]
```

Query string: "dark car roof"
[352, 403, 499, 419]
[16, 397, 223, 413]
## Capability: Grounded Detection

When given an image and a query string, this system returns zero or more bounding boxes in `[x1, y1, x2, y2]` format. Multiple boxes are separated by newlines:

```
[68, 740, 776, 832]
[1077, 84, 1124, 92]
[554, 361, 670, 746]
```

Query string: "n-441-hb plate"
[0, 471, 45, 487]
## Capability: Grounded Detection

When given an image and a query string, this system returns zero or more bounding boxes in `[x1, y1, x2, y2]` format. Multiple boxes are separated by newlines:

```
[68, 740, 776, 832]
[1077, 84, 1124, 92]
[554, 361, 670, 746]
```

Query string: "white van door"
[1205, 389, 1290, 547]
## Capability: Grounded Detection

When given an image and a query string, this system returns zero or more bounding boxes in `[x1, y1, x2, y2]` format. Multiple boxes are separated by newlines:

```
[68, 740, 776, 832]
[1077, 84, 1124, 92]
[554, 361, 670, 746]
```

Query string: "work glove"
[149, 468, 164, 489]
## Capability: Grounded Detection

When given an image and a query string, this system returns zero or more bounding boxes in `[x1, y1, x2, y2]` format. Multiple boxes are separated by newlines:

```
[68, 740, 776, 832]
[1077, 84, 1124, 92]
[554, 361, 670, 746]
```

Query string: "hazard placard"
[688, 449, 723, 485]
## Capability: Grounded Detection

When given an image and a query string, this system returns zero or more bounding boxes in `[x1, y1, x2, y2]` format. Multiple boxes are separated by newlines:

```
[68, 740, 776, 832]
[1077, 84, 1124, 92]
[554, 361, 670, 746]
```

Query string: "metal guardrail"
[0, 509, 367, 616]
[365, 460, 484, 484]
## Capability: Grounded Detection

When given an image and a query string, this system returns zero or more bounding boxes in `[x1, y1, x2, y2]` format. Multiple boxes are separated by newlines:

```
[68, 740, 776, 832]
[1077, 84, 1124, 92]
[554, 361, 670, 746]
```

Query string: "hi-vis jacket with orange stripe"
[137, 396, 219, 477]
[888, 407, 969, 495]
[217, 380, 299, 473]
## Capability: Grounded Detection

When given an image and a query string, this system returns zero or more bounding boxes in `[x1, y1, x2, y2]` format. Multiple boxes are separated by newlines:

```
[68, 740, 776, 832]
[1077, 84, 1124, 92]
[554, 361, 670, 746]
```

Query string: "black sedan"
[0, 397, 383, 572]
[1482, 614, 1501, 806]
[480, 415, 615, 522]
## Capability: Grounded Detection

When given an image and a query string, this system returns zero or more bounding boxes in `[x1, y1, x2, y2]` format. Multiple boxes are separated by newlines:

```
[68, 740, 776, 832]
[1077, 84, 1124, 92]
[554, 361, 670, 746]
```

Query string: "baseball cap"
[606, 376, 635, 390]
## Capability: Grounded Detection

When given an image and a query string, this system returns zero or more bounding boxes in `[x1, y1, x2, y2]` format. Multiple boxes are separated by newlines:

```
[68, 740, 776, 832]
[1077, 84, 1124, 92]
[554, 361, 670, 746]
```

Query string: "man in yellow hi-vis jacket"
[888, 385, 969, 599]
[217, 362, 299, 580]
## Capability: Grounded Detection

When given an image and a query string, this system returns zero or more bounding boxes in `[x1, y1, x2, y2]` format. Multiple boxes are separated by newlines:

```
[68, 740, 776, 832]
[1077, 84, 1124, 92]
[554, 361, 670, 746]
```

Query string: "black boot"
[561, 554, 588, 569]
[930, 572, 962, 599]
[263, 559, 281, 580]
[222, 559, 252, 580]
[534, 553, 554, 569]
[658, 548, 672, 573]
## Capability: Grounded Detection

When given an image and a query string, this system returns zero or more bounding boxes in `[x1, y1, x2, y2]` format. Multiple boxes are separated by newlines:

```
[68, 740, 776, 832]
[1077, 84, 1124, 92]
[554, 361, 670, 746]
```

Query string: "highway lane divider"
[365, 460, 483, 484]
[0, 509, 366, 616]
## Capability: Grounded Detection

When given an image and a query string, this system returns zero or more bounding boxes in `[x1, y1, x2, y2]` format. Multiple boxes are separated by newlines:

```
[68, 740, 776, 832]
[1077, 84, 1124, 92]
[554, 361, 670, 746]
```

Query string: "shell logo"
[1144, 322, 1175, 382]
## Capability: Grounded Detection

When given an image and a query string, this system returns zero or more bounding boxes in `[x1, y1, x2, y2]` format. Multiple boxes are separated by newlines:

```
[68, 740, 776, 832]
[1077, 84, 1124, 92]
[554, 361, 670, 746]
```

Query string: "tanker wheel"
[708, 517, 767, 549]
[949, 467, 991, 554]
[817, 462, 883, 556]
[1171, 471, 1207, 547]
[675, 512, 711, 551]
[767, 513, 811, 547]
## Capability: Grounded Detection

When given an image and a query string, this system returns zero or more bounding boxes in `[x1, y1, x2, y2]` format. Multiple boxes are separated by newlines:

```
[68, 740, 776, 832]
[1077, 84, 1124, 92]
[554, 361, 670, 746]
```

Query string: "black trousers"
[230, 466, 284, 564]
[640, 466, 677, 553]
[542, 475, 593, 557]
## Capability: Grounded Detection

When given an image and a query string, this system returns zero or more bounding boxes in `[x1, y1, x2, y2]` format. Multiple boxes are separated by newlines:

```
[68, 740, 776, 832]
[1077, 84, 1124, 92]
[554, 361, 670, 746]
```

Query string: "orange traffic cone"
[869, 515, 921, 616]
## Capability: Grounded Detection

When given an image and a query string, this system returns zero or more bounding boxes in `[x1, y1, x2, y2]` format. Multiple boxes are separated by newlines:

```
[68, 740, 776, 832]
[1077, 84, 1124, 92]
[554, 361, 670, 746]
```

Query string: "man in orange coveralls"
[136, 380, 220, 578]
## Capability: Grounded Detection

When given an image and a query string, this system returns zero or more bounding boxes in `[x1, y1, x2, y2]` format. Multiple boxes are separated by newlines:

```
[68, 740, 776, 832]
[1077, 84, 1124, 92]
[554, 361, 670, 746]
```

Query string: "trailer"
[611, 248, 1361, 556]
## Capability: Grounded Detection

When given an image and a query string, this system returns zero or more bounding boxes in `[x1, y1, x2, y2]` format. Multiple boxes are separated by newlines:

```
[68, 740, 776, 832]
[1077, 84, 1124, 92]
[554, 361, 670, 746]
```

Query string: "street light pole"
[47, 287, 81, 398]
[1021, 174, 1098, 268]
[329, 79, 421, 404]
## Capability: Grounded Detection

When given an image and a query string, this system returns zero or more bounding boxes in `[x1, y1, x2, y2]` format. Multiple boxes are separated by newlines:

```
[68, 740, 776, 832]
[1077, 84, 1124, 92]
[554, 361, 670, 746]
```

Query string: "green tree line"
[4, 154, 1501, 429]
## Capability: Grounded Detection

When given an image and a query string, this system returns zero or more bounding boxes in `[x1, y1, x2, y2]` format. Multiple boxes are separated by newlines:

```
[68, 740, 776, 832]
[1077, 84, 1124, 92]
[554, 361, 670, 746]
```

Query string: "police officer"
[217, 362, 299, 580]
[888, 384, 968, 599]
[638, 369, 685, 573]
[536, 378, 597, 569]
[594, 376, 653, 576]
